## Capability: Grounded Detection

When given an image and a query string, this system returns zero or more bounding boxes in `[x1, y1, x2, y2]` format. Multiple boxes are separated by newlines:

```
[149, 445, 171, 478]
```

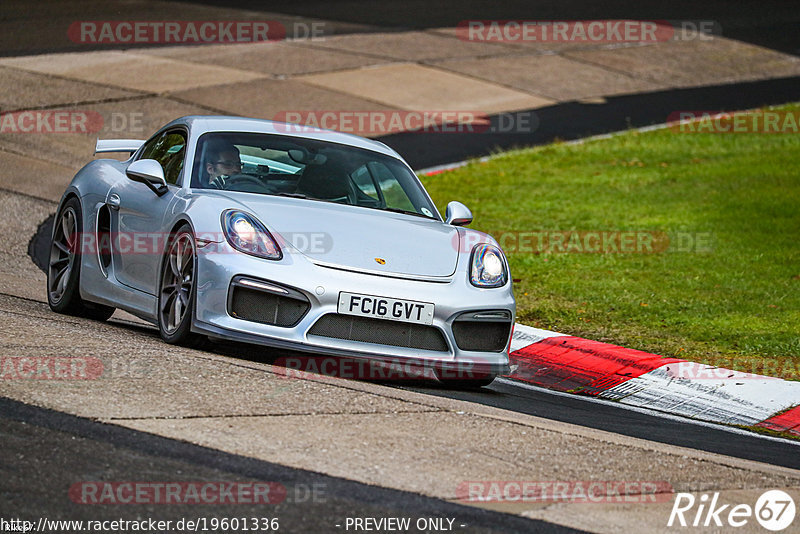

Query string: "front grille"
[452, 311, 512, 352]
[308, 314, 449, 352]
[229, 285, 309, 327]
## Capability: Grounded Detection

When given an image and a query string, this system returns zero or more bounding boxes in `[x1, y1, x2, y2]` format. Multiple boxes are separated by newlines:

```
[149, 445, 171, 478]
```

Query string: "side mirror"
[126, 159, 168, 196]
[445, 201, 473, 226]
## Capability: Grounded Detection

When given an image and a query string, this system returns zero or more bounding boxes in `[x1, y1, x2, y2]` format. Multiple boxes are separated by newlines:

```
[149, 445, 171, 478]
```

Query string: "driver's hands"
[209, 174, 229, 189]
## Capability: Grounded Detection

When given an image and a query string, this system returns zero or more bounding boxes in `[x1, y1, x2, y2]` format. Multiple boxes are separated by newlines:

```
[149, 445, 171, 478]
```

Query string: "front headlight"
[222, 210, 282, 260]
[470, 243, 508, 288]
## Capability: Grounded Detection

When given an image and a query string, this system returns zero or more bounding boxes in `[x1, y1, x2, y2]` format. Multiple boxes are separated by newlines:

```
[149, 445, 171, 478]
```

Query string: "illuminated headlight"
[222, 210, 282, 260]
[469, 243, 508, 288]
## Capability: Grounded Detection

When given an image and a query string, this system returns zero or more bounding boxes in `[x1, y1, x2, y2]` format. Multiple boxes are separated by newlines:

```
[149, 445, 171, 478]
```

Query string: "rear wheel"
[158, 225, 205, 347]
[47, 197, 115, 321]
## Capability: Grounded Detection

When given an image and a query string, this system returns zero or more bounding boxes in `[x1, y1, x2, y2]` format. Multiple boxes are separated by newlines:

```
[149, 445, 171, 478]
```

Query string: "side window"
[368, 161, 416, 211]
[350, 165, 379, 200]
[138, 130, 187, 185]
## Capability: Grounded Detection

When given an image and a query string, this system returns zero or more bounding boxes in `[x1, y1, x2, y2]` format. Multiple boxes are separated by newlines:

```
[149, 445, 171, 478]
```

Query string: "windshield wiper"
[382, 207, 436, 219]
[272, 192, 349, 206]
[272, 192, 310, 199]
[270, 194, 435, 219]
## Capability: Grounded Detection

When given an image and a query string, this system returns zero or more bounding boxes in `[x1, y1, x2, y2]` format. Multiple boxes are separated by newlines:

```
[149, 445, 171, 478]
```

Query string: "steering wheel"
[224, 173, 274, 192]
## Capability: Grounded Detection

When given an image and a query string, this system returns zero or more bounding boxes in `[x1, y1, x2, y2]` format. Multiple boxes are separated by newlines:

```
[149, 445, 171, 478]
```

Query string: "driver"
[204, 142, 242, 189]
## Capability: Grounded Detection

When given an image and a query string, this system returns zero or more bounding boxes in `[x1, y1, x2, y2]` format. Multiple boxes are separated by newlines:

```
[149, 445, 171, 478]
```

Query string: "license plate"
[337, 292, 434, 325]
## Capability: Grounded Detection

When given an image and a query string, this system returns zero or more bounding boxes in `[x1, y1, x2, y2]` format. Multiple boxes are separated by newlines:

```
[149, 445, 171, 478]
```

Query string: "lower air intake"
[452, 311, 512, 352]
[229, 285, 309, 327]
[308, 314, 449, 352]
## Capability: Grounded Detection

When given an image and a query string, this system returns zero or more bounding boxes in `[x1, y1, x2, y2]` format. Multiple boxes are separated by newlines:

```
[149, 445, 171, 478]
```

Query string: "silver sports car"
[47, 116, 515, 385]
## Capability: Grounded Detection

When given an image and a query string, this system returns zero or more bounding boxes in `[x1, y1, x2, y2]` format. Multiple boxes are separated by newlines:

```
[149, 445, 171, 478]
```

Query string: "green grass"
[422, 104, 800, 380]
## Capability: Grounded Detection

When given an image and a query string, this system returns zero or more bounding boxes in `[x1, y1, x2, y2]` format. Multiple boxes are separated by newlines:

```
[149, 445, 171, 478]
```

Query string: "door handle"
[107, 193, 121, 210]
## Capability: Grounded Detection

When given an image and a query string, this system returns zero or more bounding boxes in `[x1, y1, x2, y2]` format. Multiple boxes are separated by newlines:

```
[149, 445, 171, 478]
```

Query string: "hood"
[228, 193, 459, 278]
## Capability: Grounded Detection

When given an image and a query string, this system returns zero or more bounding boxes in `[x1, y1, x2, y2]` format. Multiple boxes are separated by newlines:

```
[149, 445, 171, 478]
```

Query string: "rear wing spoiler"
[94, 139, 145, 155]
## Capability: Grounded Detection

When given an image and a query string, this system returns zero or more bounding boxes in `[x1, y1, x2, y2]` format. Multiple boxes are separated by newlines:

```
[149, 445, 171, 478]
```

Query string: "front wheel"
[158, 225, 205, 347]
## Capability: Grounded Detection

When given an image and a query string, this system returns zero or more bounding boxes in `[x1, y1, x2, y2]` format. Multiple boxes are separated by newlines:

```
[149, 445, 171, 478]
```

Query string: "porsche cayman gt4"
[47, 116, 515, 385]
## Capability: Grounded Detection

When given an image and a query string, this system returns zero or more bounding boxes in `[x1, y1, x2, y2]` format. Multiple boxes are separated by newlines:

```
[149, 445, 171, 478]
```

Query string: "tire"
[157, 224, 206, 347]
[47, 197, 115, 321]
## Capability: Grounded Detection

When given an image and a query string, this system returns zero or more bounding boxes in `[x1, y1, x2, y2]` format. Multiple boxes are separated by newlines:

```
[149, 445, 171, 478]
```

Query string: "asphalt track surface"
[160, 333, 800, 471]
[0, 397, 583, 534]
[401, 380, 800, 471]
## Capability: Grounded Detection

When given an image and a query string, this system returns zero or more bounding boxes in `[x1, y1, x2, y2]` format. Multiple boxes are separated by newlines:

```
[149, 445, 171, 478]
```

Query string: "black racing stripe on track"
[376, 76, 800, 170]
[0, 396, 585, 534]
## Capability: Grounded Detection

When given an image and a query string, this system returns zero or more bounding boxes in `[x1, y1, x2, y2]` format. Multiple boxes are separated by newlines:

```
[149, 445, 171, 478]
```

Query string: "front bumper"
[192, 240, 515, 374]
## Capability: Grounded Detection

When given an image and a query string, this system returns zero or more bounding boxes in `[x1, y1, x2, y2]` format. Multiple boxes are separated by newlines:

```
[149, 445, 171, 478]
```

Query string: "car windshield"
[191, 132, 439, 220]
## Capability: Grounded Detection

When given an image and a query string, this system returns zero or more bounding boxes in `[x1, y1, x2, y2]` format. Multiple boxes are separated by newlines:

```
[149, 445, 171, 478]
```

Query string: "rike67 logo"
[668, 490, 796, 531]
